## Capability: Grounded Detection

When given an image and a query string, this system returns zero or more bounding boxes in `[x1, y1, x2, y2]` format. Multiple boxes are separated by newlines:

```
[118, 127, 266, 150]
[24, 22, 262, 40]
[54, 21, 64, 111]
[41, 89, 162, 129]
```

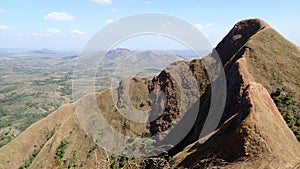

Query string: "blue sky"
[0, 0, 299, 50]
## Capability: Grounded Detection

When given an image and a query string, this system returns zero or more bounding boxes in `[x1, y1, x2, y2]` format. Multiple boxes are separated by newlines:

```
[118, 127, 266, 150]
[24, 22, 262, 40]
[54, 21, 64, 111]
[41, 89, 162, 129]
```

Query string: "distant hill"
[0, 18, 299, 169]
[30, 48, 57, 55]
[0, 47, 186, 150]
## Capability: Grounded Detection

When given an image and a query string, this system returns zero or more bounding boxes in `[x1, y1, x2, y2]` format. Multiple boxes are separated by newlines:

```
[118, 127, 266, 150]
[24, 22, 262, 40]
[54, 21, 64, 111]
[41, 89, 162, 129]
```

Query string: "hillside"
[0, 18, 299, 169]
[0, 48, 182, 148]
[0, 85, 149, 169]
[169, 18, 300, 168]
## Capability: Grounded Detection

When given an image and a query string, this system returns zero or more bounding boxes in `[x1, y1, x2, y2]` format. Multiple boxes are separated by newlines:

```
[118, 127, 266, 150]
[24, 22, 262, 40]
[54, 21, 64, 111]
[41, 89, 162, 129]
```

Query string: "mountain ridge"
[0, 18, 299, 169]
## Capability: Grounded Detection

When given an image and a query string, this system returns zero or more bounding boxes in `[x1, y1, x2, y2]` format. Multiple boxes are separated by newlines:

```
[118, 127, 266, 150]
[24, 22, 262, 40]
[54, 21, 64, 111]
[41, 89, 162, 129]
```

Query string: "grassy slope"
[245, 27, 300, 110]
[172, 82, 300, 168]
[0, 20, 299, 169]
[0, 103, 75, 169]
[170, 25, 300, 168]
[0, 77, 150, 169]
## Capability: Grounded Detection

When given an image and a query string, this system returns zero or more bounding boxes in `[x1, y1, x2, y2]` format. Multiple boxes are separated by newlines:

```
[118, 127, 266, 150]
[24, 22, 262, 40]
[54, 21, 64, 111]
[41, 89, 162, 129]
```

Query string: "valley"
[0, 18, 299, 169]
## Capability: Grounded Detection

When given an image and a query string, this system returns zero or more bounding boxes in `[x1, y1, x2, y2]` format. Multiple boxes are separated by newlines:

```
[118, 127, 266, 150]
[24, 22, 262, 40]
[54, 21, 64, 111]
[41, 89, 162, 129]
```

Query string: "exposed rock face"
[0, 18, 299, 169]
[173, 82, 300, 169]
[148, 59, 210, 137]
[169, 18, 300, 168]
[216, 18, 269, 66]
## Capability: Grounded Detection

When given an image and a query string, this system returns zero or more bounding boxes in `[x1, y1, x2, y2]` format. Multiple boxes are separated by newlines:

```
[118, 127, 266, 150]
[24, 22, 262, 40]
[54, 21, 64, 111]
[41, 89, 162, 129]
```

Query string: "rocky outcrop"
[216, 18, 269, 66]
[187, 55, 297, 167]
[168, 18, 300, 168]
[0, 18, 299, 169]
[148, 59, 209, 137]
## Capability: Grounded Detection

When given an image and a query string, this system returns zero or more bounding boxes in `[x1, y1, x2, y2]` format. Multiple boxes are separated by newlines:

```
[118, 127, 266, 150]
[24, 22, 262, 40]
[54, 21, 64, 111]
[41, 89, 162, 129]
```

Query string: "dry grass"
[171, 83, 300, 168]
[0, 78, 150, 168]
[0, 19, 299, 169]
[167, 19, 300, 168]
[245, 27, 300, 106]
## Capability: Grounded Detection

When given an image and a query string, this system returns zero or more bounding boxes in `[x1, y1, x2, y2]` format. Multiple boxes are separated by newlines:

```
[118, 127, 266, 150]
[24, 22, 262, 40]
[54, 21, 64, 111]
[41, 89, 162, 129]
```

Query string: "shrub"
[55, 139, 69, 165]
[109, 155, 128, 169]
[19, 147, 41, 169]
[139, 102, 145, 107]
[46, 129, 55, 140]
[271, 87, 300, 141]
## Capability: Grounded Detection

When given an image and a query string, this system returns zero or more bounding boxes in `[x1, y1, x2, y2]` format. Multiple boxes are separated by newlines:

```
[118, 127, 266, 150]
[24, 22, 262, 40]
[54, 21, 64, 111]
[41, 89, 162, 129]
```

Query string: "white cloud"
[31, 32, 40, 36]
[112, 8, 117, 13]
[105, 18, 114, 24]
[70, 29, 86, 35]
[162, 21, 172, 27]
[0, 9, 6, 14]
[194, 24, 204, 29]
[194, 23, 213, 30]
[90, 0, 112, 5]
[46, 28, 62, 36]
[44, 11, 75, 21]
[0, 25, 9, 31]
[145, 1, 152, 4]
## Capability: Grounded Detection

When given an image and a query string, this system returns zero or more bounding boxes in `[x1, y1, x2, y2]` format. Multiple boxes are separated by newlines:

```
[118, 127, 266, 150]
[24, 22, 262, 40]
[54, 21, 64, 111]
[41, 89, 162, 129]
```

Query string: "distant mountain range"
[0, 47, 208, 60]
[0, 18, 299, 169]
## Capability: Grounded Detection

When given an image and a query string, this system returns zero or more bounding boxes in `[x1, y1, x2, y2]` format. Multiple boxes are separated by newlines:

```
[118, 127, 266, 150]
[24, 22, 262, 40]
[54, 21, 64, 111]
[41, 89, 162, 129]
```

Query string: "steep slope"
[149, 59, 209, 136]
[0, 104, 75, 169]
[0, 79, 150, 169]
[169, 18, 300, 168]
[173, 83, 300, 168]
[0, 18, 299, 169]
[172, 69, 300, 168]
